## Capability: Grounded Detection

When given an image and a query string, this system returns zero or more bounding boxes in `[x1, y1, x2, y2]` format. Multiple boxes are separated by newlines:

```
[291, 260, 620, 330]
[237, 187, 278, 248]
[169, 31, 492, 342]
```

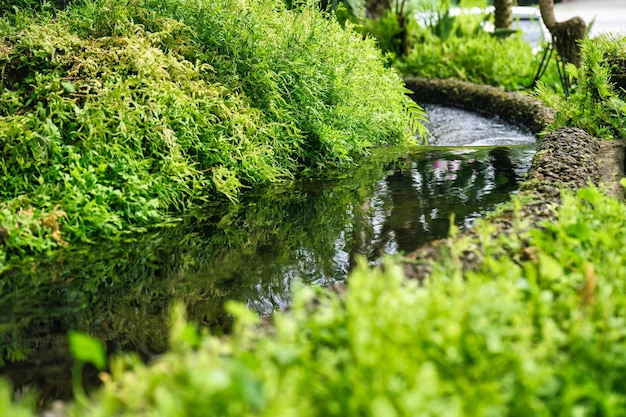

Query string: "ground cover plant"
[319, 0, 556, 90]
[397, 25, 555, 90]
[4, 185, 626, 416]
[0, 0, 423, 266]
[366, 0, 562, 91]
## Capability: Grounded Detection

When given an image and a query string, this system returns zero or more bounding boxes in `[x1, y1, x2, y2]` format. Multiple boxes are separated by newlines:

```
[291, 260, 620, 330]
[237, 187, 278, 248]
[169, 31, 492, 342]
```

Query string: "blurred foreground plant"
[24, 185, 622, 417]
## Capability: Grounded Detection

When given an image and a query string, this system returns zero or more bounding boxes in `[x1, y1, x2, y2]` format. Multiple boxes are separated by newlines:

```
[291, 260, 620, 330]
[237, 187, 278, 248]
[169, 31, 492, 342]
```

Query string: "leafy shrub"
[535, 35, 626, 139]
[394, 2, 561, 92]
[359, 9, 419, 57]
[398, 22, 558, 91]
[0, 0, 421, 260]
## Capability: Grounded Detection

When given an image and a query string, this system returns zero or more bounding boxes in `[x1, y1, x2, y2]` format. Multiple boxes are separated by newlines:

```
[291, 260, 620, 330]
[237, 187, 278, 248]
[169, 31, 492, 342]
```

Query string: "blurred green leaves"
[69, 331, 106, 371]
[38, 186, 626, 417]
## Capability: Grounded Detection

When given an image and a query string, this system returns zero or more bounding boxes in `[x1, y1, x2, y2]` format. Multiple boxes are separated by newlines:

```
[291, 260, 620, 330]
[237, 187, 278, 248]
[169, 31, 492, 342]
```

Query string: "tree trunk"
[493, 0, 513, 30]
[539, 0, 586, 67]
[538, 0, 557, 31]
[365, 0, 391, 20]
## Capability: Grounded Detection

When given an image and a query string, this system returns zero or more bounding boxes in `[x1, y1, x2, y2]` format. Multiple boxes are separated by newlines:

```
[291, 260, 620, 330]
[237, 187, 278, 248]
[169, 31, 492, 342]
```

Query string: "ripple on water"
[422, 103, 537, 146]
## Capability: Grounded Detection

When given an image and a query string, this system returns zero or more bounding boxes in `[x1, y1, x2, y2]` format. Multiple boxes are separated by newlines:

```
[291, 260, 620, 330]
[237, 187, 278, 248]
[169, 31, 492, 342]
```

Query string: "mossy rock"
[404, 77, 555, 134]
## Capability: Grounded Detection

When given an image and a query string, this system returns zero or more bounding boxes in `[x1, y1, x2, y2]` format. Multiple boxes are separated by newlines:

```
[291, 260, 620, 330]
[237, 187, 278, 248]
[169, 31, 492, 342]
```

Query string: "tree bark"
[365, 0, 391, 20]
[538, 0, 557, 31]
[493, 0, 513, 30]
[539, 0, 586, 67]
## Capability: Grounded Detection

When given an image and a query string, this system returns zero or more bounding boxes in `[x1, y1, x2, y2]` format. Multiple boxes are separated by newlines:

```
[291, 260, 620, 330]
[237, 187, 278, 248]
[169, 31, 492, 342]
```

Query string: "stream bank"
[400, 77, 625, 280]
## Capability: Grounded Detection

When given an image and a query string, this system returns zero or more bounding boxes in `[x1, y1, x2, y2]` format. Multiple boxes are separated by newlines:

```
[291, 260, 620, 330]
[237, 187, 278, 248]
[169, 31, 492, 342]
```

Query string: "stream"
[0, 104, 537, 405]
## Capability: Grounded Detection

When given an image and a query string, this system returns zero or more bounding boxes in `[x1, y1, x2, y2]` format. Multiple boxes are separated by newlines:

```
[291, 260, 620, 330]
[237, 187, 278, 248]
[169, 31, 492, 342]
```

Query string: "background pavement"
[554, 0, 626, 37]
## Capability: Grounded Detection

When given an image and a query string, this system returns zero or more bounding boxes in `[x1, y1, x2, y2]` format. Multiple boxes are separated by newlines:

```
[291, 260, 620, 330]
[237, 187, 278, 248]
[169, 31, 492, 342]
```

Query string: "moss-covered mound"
[0, 0, 420, 262]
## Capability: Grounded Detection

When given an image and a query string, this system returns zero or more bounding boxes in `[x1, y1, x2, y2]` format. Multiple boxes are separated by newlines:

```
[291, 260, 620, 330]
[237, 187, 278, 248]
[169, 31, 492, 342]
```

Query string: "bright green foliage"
[0, 379, 33, 417]
[0, 0, 65, 16]
[48, 186, 626, 416]
[359, 9, 419, 57]
[0, 0, 420, 260]
[392, 3, 561, 91]
[535, 35, 626, 140]
[69, 331, 107, 371]
[398, 19, 558, 90]
[0, 147, 414, 367]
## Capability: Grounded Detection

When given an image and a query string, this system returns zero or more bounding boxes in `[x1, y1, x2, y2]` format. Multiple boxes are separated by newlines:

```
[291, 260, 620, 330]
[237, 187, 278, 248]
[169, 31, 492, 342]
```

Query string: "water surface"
[0, 105, 537, 405]
[423, 103, 536, 146]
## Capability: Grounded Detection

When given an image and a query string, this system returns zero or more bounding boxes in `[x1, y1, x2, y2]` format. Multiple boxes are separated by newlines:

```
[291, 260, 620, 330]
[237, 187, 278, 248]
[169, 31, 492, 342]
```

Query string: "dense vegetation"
[76, 187, 626, 416]
[536, 35, 626, 140]
[0, 0, 423, 265]
[2, 0, 626, 415]
[5, 184, 626, 416]
[360, 0, 562, 91]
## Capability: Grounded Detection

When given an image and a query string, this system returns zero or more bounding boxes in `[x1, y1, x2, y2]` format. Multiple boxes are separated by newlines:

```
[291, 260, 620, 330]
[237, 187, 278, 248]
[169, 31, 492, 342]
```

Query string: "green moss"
[0, 0, 422, 262]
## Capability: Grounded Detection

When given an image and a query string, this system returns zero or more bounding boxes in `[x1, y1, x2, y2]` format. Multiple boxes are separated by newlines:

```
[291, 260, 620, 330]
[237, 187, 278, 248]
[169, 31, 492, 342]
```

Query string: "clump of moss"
[0, 0, 421, 261]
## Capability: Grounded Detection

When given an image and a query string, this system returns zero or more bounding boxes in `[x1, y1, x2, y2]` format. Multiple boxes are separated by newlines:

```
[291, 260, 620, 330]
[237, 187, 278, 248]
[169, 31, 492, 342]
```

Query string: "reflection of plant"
[0, 339, 28, 367]
[432, 158, 462, 180]
[0, 146, 405, 378]
[369, 148, 522, 254]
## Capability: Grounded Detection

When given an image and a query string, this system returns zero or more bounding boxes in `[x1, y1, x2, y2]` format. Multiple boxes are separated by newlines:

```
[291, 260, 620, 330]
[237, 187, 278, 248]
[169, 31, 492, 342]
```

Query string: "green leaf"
[61, 81, 76, 93]
[539, 253, 564, 280]
[68, 331, 106, 370]
[577, 187, 602, 205]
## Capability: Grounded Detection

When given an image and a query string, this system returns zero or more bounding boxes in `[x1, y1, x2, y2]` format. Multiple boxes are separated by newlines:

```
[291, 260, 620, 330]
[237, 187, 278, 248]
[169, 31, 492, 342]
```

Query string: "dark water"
[0, 106, 536, 405]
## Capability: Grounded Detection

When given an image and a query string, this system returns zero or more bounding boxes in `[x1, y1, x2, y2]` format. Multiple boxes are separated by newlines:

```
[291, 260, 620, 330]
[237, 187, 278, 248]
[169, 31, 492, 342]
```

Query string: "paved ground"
[554, 0, 626, 37]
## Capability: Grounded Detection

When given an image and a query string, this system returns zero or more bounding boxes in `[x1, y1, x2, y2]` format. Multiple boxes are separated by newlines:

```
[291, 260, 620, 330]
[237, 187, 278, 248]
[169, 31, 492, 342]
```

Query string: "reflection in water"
[350, 146, 532, 261]
[1, 108, 537, 406]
